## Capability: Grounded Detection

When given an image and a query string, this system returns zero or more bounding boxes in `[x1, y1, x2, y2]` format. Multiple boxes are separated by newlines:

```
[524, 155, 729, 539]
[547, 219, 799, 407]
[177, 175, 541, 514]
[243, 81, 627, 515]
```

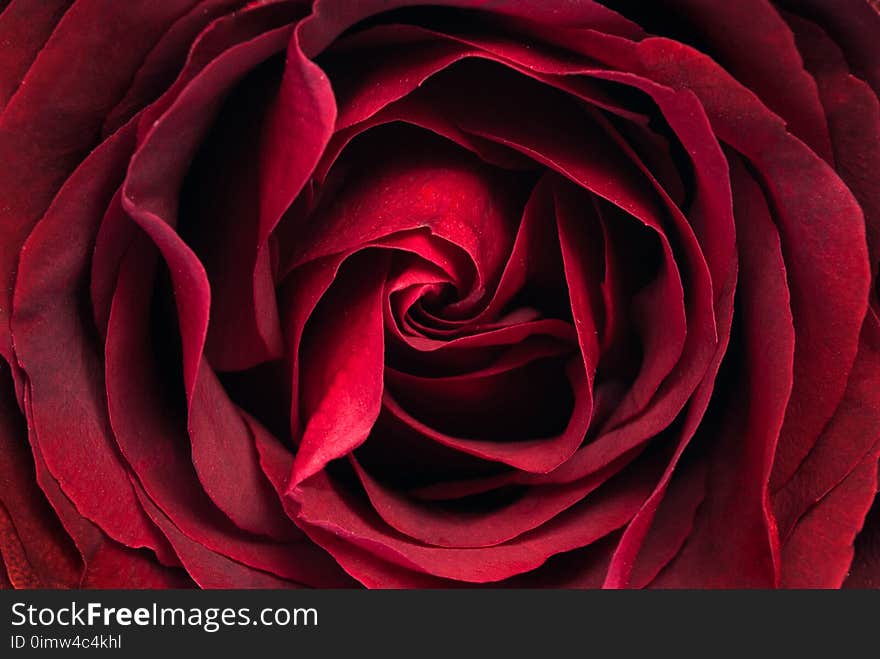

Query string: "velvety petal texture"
[1, 0, 878, 589]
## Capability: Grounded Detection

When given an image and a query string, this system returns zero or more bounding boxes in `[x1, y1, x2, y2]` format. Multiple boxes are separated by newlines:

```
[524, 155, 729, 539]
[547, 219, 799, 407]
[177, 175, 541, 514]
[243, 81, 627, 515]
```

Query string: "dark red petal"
[381, 361, 589, 474]
[784, 12, 880, 306]
[131, 1, 297, 135]
[108, 195, 293, 535]
[650, 157, 793, 588]
[299, 0, 643, 59]
[609, 261, 735, 587]
[773, 313, 880, 543]
[0, 560, 11, 588]
[624, 36, 870, 497]
[134, 485, 300, 589]
[0, 360, 80, 588]
[289, 254, 389, 489]
[259, 2, 335, 234]
[0, 503, 44, 588]
[584, 71, 736, 304]
[407, 66, 721, 457]
[105, 240, 347, 585]
[122, 20, 295, 400]
[79, 539, 193, 589]
[562, 194, 687, 439]
[352, 454, 627, 549]
[13, 9, 301, 562]
[11, 120, 167, 553]
[181, 54, 285, 371]
[780, 446, 880, 588]
[291, 459, 658, 583]
[28, 438, 186, 588]
[611, 0, 833, 163]
[0, 0, 70, 110]
[385, 341, 572, 435]
[604, 201, 736, 587]
[845, 487, 880, 589]
[189, 363, 297, 539]
[289, 129, 519, 293]
[162, 1, 321, 371]
[473, 175, 566, 326]
[0, 0, 196, 364]
[776, 0, 880, 95]
[294, 526, 444, 588]
[572, 73, 735, 441]
[356, 403, 518, 500]
[390, 317, 577, 371]
[101, 0, 252, 136]
[90, 192, 141, 338]
[327, 29, 471, 131]
[503, 533, 621, 588]
[554, 185, 602, 394]
[626, 461, 707, 589]
[314, 94, 534, 202]
[115, 15, 314, 540]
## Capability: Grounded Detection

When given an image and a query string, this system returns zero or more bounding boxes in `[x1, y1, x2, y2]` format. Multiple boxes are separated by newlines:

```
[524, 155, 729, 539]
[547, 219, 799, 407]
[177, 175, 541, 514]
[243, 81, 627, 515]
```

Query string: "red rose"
[0, 0, 878, 589]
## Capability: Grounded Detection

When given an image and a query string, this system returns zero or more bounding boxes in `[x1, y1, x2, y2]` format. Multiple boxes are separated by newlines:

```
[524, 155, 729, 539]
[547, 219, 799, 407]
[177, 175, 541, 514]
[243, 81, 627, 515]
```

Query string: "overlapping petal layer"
[1, 0, 877, 589]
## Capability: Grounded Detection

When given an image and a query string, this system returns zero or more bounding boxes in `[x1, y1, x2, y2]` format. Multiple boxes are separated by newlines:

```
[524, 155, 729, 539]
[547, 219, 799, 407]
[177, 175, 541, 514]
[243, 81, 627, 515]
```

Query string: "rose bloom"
[0, 0, 877, 589]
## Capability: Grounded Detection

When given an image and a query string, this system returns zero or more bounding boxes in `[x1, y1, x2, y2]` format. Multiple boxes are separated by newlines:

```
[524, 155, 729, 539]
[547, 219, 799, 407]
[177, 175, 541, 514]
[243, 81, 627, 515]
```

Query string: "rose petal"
[783, 11, 880, 304]
[773, 312, 880, 542]
[105, 239, 348, 585]
[289, 253, 389, 489]
[780, 446, 880, 588]
[121, 19, 296, 398]
[0, 0, 69, 110]
[845, 488, 880, 589]
[0, 0, 196, 364]
[623, 37, 870, 492]
[134, 484, 300, 589]
[101, 0, 252, 136]
[0, 360, 80, 588]
[290, 458, 658, 583]
[11, 119, 168, 552]
[0, 503, 45, 589]
[648, 156, 793, 588]
[299, 0, 643, 60]
[398, 65, 719, 483]
[607, 0, 833, 162]
[385, 343, 575, 445]
[627, 460, 707, 589]
[355, 405, 515, 497]
[381, 359, 589, 474]
[288, 127, 521, 296]
[776, 0, 880, 95]
[351, 453, 629, 549]
[472, 175, 568, 327]
[180, 57, 285, 370]
[28, 437, 187, 588]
